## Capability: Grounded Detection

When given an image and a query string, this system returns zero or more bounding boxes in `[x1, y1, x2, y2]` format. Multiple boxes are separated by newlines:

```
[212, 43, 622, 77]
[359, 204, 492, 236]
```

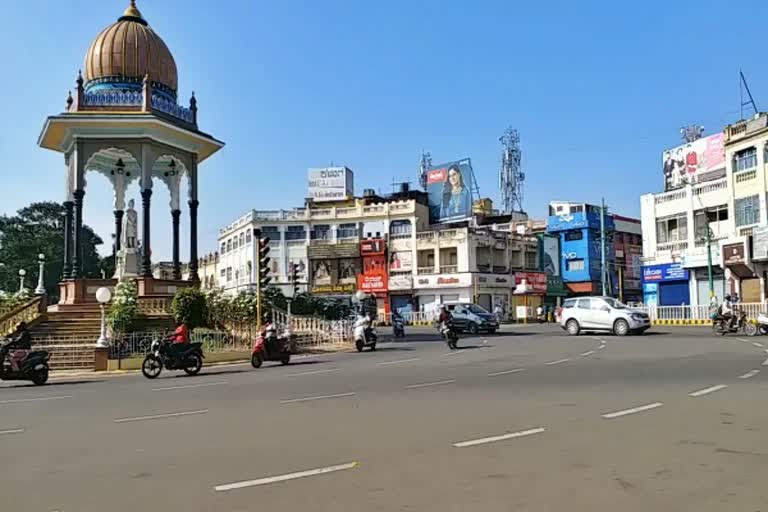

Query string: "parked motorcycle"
[141, 338, 204, 379]
[0, 339, 50, 385]
[439, 321, 459, 350]
[712, 308, 757, 336]
[354, 314, 377, 352]
[392, 315, 406, 338]
[251, 323, 292, 368]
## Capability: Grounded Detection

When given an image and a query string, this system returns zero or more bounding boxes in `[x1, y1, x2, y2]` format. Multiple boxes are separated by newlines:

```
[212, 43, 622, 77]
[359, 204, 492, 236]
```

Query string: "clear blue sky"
[2, 0, 767, 261]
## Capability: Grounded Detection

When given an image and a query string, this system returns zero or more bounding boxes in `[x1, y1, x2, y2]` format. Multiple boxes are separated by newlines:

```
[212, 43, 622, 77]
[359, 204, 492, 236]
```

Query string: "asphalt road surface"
[2, 324, 768, 511]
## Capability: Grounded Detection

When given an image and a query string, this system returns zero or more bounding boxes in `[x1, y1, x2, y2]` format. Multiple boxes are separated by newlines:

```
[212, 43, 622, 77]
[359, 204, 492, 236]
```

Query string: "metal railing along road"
[635, 303, 767, 321]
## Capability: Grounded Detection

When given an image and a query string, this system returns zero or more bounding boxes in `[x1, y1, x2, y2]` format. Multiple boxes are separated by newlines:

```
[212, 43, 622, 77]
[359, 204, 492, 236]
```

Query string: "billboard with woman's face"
[426, 158, 474, 223]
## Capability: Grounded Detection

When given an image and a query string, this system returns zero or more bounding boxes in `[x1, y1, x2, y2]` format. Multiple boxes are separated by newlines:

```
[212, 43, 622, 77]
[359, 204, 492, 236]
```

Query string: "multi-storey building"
[640, 115, 768, 306]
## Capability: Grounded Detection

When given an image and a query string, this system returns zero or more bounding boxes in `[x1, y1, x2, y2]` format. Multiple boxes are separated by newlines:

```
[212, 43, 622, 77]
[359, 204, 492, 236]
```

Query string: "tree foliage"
[172, 287, 208, 329]
[0, 201, 104, 297]
[107, 279, 138, 336]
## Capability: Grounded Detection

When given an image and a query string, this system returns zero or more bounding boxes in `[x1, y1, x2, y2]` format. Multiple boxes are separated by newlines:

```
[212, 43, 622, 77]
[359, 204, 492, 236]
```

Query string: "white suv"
[559, 296, 650, 336]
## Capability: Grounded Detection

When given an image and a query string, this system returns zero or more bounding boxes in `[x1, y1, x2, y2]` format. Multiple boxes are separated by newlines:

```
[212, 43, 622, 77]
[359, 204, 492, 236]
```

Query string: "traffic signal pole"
[600, 198, 608, 296]
[254, 228, 262, 331]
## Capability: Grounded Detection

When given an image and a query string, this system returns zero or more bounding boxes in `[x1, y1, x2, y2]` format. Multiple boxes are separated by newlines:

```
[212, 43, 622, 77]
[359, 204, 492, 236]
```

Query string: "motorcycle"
[439, 321, 459, 350]
[0, 340, 50, 385]
[392, 315, 405, 338]
[712, 308, 757, 336]
[141, 337, 204, 379]
[354, 314, 377, 352]
[251, 323, 292, 368]
[757, 312, 768, 336]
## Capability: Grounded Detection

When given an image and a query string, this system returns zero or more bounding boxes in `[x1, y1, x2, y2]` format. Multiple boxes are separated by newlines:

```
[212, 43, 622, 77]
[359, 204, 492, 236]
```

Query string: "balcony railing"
[735, 169, 757, 183]
[439, 265, 458, 273]
[654, 189, 687, 205]
[417, 266, 438, 275]
[656, 240, 688, 252]
[693, 179, 727, 195]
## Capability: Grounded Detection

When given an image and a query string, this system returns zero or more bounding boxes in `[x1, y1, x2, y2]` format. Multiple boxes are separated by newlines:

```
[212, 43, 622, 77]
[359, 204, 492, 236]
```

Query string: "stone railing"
[654, 189, 687, 205]
[0, 297, 45, 337]
[735, 169, 757, 183]
[82, 90, 142, 107]
[137, 297, 173, 316]
[692, 179, 727, 195]
[151, 92, 194, 123]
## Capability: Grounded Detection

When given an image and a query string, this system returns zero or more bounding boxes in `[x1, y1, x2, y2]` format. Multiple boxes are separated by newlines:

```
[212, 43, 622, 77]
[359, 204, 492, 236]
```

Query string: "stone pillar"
[172, 209, 181, 280]
[72, 190, 85, 278]
[114, 210, 124, 253]
[141, 188, 152, 277]
[62, 201, 74, 280]
[188, 200, 199, 282]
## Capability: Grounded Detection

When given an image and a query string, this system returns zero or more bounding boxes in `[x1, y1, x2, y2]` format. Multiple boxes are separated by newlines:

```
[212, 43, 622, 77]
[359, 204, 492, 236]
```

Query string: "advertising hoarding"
[389, 251, 413, 272]
[641, 263, 689, 282]
[514, 272, 547, 294]
[541, 235, 560, 276]
[662, 133, 725, 191]
[358, 255, 388, 292]
[426, 158, 475, 224]
[753, 226, 768, 261]
[388, 274, 413, 290]
[308, 167, 354, 202]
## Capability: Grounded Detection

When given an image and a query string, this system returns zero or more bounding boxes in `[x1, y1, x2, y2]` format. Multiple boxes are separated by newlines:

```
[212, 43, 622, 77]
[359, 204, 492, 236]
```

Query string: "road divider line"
[602, 402, 663, 419]
[0, 428, 24, 435]
[739, 370, 760, 379]
[545, 358, 570, 366]
[0, 395, 72, 405]
[580, 350, 595, 356]
[215, 462, 358, 492]
[753, 342, 765, 348]
[689, 384, 728, 397]
[737, 338, 751, 343]
[453, 427, 546, 448]
[378, 358, 420, 366]
[487, 368, 525, 377]
[286, 368, 341, 377]
[406, 379, 456, 389]
[114, 409, 209, 423]
[152, 381, 227, 391]
[280, 392, 355, 404]
[441, 351, 464, 357]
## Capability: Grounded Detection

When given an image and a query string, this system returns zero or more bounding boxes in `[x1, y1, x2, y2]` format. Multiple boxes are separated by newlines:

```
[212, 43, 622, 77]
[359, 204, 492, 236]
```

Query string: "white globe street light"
[18, 268, 27, 293]
[35, 254, 47, 296]
[95, 287, 112, 348]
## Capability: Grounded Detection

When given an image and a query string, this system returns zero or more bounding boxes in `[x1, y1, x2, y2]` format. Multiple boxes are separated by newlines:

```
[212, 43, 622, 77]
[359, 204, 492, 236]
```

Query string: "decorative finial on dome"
[66, 90, 73, 110]
[120, 0, 147, 25]
[76, 69, 83, 87]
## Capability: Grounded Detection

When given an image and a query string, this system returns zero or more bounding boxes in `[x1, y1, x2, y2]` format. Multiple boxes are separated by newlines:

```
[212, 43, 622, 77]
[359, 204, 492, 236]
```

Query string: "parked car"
[559, 296, 650, 336]
[443, 302, 499, 334]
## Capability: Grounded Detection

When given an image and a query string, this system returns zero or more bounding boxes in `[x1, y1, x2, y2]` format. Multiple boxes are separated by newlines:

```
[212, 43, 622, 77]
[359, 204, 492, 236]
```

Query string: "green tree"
[172, 288, 208, 329]
[0, 201, 103, 297]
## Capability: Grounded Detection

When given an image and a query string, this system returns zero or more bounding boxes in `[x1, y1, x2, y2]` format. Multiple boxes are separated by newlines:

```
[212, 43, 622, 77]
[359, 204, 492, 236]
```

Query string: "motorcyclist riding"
[438, 305, 452, 326]
[172, 319, 190, 344]
[5, 322, 32, 372]
[720, 295, 734, 330]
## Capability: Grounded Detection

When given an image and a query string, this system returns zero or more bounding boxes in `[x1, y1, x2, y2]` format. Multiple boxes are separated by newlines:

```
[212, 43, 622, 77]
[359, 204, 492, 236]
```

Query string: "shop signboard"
[723, 243, 745, 265]
[476, 274, 513, 288]
[308, 167, 354, 202]
[389, 251, 413, 272]
[641, 263, 689, 282]
[360, 238, 386, 255]
[311, 283, 356, 294]
[753, 226, 768, 261]
[514, 271, 547, 294]
[358, 254, 388, 292]
[414, 272, 473, 289]
[388, 274, 413, 290]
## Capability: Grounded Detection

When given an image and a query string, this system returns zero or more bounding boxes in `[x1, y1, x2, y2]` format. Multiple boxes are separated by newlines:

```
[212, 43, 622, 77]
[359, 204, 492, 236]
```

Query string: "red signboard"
[514, 271, 547, 294]
[360, 238, 386, 255]
[358, 253, 388, 292]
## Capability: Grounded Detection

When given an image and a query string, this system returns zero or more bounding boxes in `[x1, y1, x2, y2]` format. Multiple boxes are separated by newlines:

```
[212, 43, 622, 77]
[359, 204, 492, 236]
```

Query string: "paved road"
[2, 325, 767, 511]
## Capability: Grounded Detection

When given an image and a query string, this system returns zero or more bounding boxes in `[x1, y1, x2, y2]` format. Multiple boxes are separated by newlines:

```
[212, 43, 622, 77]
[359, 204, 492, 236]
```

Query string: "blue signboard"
[642, 263, 689, 282]
[643, 282, 658, 306]
[547, 212, 615, 233]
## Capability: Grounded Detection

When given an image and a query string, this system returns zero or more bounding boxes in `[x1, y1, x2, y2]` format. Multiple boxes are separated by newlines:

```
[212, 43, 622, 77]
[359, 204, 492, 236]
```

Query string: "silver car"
[559, 296, 651, 336]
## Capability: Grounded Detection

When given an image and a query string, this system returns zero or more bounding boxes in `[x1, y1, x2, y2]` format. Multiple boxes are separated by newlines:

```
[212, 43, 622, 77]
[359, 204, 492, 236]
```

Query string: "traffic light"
[290, 262, 300, 296]
[257, 231, 271, 290]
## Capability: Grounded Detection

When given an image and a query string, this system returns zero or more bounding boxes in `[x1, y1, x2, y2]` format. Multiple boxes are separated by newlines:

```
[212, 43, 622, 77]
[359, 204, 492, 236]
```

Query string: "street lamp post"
[95, 287, 112, 348]
[18, 269, 27, 293]
[35, 254, 47, 296]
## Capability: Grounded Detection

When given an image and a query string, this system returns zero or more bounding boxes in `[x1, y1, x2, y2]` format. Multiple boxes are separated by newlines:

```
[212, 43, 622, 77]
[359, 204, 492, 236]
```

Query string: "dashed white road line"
[215, 462, 359, 492]
[602, 402, 663, 419]
[286, 368, 341, 377]
[580, 350, 595, 356]
[739, 370, 760, 380]
[737, 338, 751, 343]
[378, 358, 420, 366]
[441, 351, 465, 357]
[545, 358, 570, 366]
[0, 395, 72, 405]
[597, 343, 606, 350]
[406, 379, 456, 389]
[453, 427, 547, 448]
[753, 342, 765, 348]
[280, 392, 356, 404]
[152, 381, 227, 391]
[689, 384, 728, 397]
[487, 368, 526, 377]
[0, 428, 24, 435]
[114, 409, 209, 423]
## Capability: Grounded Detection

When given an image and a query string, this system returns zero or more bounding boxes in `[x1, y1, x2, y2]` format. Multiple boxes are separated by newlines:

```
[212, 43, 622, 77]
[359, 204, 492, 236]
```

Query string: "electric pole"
[600, 198, 608, 296]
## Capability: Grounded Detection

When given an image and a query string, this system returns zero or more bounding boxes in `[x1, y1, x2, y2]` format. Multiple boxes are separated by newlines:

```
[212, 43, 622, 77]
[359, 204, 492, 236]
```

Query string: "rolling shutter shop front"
[658, 281, 690, 306]
[642, 263, 690, 306]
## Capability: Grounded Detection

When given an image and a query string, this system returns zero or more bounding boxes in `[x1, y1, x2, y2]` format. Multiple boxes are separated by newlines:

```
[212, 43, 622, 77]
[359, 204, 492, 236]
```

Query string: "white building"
[640, 114, 768, 306]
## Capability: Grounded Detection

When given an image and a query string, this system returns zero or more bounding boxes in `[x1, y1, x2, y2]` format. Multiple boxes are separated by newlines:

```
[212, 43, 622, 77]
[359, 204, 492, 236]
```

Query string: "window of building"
[220, 269, 226, 280]
[390, 220, 412, 235]
[569, 205, 583, 214]
[566, 259, 585, 271]
[245, 230, 252, 243]
[220, 242, 226, 254]
[227, 239, 232, 252]
[239, 233, 245, 247]
[656, 214, 687, 243]
[524, 252, 537, 269]
[246, 261, 252, 278]
[735, 147, 758, 172]
[565, 230, 583, 241]
[311, 225, 331, 240]
[694, 205, 728, 238]
[226, 267, 232, 282]
[233, 236, 238, 250]
[261, 226, 280, 242]
[735, 195, 760, 227]
[285, 225, 307, 240]
[337, 223, 358, 239]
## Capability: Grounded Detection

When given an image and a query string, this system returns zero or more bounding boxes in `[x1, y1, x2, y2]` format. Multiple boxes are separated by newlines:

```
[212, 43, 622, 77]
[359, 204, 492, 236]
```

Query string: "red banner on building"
[514, 271, 547, 295]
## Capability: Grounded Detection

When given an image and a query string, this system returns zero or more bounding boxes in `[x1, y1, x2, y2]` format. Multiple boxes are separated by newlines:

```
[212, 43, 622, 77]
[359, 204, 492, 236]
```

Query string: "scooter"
[251, 323, 292, 368]
[439, 321, 459, 350]
[712, 308, 757, 336]
[0, 340, 50, 385]
[354, 314, 377, 352]
[141, 338, 204, 379]
[392, 315, 405, 338]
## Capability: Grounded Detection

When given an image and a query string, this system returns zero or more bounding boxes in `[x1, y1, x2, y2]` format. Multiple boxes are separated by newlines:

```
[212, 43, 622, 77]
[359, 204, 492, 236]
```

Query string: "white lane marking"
[453, 427, 546, 448]
[689, 384, 728, 397]
[737, 338, 750, 343]
[152, 381, 227, 392]
[441, 351, 464, 357]
[378, 358, 420, 366]
[598, 343, 606, 350]
[286, 368, 341, 377]
[0, 395, 72, 405]
[0, 428, 24, 435]
[580, 350, 595, 356]
[114, 409, 209, 423]
[545, 358, 570, 366]
[215, 462, 358, 492]
[487, 368, 526, 377]
[739, 370, 760, 379]
[405, 379, 456, 389]
[763, 357, 768, 367]
[602, 402, 663, 419]
[591, 337, 603, 341]
[280, 392, 355, 404]
[753, 342, 765, 348]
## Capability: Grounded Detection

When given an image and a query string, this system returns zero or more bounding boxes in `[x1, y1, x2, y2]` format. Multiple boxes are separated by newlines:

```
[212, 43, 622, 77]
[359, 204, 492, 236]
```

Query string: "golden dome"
[84, 1, 178, 92]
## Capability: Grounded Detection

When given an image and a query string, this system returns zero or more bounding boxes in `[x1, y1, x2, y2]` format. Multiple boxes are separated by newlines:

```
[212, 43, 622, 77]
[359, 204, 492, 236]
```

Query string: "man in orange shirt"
[172, 319, 190, 344]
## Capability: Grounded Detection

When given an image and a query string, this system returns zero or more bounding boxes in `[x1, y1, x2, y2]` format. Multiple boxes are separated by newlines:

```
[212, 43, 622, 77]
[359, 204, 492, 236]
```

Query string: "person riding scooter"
[391, 310, 405, 338]
[720, 295, 735, 330]
[6, 322, 32, 372]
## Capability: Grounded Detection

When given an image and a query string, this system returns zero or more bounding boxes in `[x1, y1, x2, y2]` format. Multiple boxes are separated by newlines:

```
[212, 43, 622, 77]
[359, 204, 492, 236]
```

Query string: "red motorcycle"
[251, 323, 292, 368]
